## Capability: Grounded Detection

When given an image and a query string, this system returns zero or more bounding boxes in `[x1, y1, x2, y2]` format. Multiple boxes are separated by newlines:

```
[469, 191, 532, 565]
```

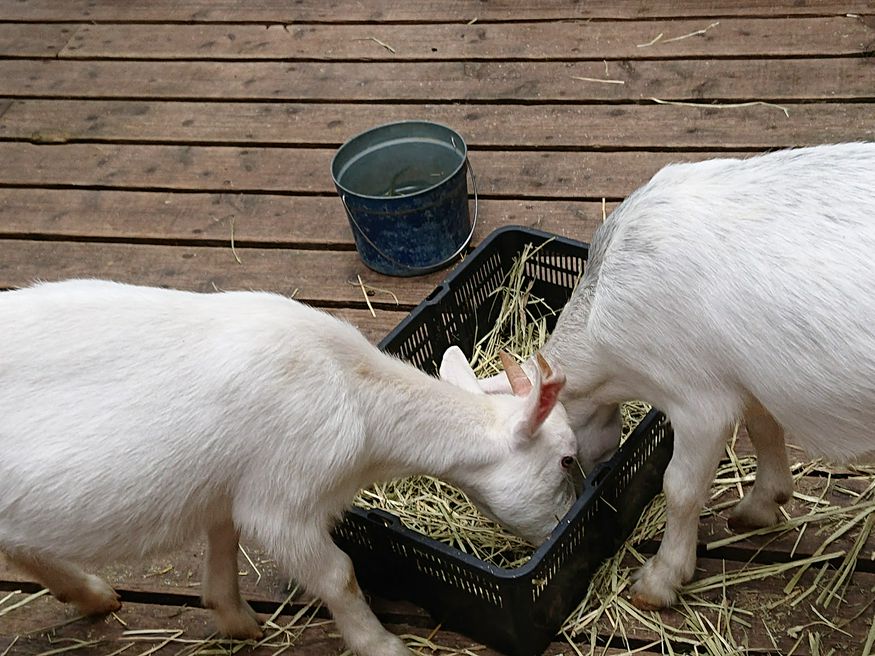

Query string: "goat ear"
[480, 354, 537, 395]
[438, 346, 484, 395]
[535, 352, 553, 378]
[519, 352, 566, 436]
[500, 351, 533, 396]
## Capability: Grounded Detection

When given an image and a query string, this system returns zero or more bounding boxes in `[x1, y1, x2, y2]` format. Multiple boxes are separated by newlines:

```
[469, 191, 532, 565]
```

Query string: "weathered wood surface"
[2, 0, 872, 22]
[4, 99, 875, 148]
[0, 238, 446, 309]
[3, 1, 875, 654]
[0, 23, 75, 56]
[0, 593, 501, 656]
[2, 18, 873, 60]
[4, 58, 875, 102]
[0, 189, 608, 246]
[0, 143, 728, 199]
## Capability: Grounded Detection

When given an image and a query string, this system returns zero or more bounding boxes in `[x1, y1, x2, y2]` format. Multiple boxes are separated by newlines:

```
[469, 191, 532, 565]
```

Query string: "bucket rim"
[330, 119, 469, 201]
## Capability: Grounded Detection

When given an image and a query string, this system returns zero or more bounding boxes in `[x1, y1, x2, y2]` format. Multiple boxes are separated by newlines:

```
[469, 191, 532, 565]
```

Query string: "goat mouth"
[526, 527, 554, 546]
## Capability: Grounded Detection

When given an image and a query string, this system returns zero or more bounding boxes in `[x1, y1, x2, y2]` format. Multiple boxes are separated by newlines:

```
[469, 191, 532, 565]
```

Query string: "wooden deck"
[2, 1, 875, 654]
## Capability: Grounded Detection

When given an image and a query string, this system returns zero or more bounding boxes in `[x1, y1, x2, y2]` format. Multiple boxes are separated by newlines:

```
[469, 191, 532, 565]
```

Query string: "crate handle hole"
[425, 286, 446, 303]
[590, 464, 611, 487]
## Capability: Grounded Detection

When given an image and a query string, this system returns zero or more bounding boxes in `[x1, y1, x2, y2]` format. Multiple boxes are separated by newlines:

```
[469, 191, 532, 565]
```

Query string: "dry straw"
[560, 444, 875, 654]
[354, 242, 650, 569]
[650, 97, 790, 118]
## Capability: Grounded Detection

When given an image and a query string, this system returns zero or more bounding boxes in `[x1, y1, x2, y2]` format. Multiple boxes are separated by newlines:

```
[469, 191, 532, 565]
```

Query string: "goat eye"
[561, 456, 575, 469]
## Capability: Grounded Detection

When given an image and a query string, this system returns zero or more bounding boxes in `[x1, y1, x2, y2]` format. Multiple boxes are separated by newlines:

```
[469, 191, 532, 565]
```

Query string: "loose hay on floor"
[561, 447, 875, 655]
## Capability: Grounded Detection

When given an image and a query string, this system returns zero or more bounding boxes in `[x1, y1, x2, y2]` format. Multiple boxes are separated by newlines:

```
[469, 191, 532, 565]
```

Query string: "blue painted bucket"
[331, 120, 477, 277]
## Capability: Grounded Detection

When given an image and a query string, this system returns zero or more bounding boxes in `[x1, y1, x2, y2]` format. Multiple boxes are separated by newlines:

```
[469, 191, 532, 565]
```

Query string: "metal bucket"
[331, 120, 477, 277]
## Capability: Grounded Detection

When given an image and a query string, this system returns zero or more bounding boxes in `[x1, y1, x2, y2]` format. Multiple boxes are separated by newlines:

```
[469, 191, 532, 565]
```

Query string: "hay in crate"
[354, 242, 651, 569]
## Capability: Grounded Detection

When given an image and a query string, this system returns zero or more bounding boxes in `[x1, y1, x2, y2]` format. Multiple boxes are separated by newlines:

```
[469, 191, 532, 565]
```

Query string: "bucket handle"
[341, 158, 478, 274]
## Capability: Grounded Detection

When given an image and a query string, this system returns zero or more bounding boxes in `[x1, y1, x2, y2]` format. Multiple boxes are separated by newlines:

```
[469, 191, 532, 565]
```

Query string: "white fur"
[0, 280, 577, 655]
[450, 143, 875, 609]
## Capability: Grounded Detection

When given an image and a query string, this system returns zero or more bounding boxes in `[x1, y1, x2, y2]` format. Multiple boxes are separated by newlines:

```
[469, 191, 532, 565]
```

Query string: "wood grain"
[2, 0, 871, 22]
[0, 23, 78, 58]
[3, 58, 875, 102]
[0, 143, 726, 198]
[3, 18, 861, 61]
[5, 99, 875, 148]
[0, 188, 608, 247]
[0, 238, 452, 308]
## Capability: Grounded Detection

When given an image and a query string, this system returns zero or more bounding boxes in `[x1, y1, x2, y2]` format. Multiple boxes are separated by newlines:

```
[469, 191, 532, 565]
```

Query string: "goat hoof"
[72, 576, 122, 616]
[215, 610, 263, 641]
[727, 513, 755, 533]
[631, 593, 665, 611]
[728, 498, 783, 532]
[629, 561, 679, 610]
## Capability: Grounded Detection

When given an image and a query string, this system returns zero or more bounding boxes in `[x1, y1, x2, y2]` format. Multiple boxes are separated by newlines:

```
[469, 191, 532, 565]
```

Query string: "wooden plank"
[0, 23, 77, 57]
[2, 0, 871, 22]
[0, 601, 655, 656]
[0, 226, 404, 337]
[0, 143, 724, 199]
[0, 189, 608, 247]
[0, 546, 293, 607]
[0, 142, 348, 194]
[0, 239, 452, 308]
[7, 100, 875, 149]
[0, 595, 521, 656]
[1, 548, 429, 624]
[0, 548, 432, 627]
[3, 58, 875, 102]
[36, 18, 875, 60]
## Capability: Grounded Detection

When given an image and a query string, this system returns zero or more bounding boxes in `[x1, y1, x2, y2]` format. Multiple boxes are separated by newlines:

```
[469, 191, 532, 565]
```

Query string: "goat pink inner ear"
[535, 352, 553, 378]
[499, 351, 532, 396]
[534, 378, 563, 427]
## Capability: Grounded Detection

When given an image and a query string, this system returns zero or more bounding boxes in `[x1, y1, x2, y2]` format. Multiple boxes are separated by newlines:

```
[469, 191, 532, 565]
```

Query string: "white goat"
[442, 143, 875, 609]
[0, 279, 578, 656]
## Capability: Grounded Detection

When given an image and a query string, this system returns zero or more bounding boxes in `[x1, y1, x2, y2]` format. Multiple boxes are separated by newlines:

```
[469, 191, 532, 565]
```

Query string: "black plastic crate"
[333, 226, 673, 656]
